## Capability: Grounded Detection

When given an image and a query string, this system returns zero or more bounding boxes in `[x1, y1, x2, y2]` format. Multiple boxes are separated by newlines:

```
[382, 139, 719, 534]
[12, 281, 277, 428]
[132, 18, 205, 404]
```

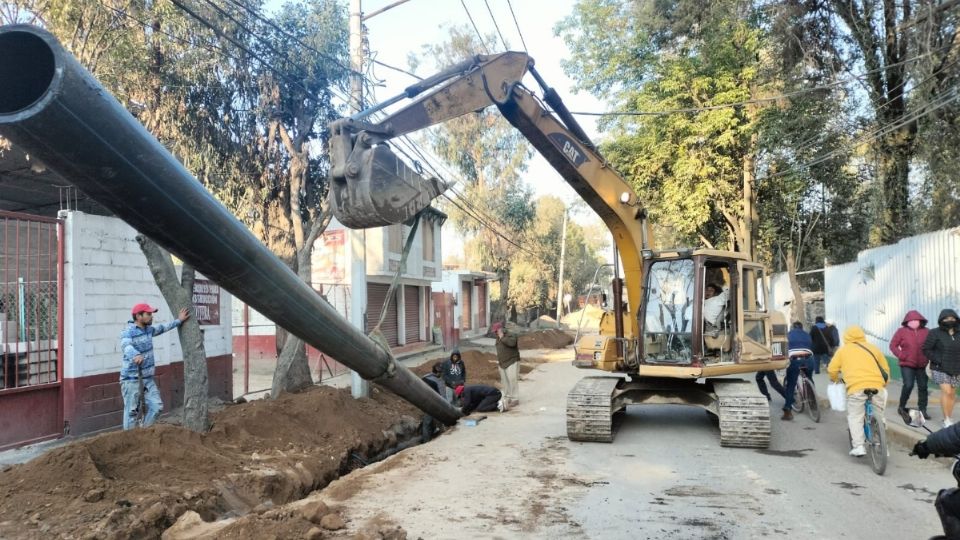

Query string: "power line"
[217, 0, 358, 77]
[460, 0, 490, 54]
[568, 44, 954, 117]
[505, 0, 527, 52]
[372, 57, 423, 80]
[483, 0, 509, 51]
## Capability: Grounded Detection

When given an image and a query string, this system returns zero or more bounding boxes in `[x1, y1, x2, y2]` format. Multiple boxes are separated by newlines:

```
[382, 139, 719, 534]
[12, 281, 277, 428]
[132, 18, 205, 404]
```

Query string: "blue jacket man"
[782, 321, 816, 420]
[120, 303, 189, 430]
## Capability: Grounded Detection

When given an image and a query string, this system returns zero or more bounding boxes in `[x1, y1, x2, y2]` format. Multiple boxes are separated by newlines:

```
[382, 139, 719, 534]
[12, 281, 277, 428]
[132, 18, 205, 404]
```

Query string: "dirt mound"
[412, 350, 534, 387]
[0, 385, 421, 540]
[518, 329, 574, 350]
[562, 305, 604, 331]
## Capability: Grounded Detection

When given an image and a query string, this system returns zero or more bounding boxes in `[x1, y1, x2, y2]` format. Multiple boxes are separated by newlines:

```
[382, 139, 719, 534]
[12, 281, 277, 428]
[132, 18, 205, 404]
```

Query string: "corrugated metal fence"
[824, 227, 960, 348]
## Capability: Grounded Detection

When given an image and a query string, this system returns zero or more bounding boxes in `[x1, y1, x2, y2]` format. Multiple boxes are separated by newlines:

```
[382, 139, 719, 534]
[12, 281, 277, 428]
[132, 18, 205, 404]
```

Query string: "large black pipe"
[0, 25, 460, 425]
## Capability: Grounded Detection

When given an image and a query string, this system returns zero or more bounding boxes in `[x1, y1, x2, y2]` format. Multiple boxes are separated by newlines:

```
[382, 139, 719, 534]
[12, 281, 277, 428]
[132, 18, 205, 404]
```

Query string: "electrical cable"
[505, 0, 527, 53]
[460, 0, 490, 54]
[483, 0, 509, 51]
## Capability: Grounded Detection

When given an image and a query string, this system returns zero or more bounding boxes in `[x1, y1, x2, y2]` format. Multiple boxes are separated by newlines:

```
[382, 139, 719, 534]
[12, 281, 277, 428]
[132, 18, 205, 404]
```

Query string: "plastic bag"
[828, 381, 847, 411]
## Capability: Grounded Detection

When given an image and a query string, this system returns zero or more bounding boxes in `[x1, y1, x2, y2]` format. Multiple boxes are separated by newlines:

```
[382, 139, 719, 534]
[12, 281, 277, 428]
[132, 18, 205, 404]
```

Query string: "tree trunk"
[785, 247, 805, 325]
[741, 131, 759, 259]
[136, 235, 210, 432]
[877, 140, 912, 243]
[270, 214, 331, 398]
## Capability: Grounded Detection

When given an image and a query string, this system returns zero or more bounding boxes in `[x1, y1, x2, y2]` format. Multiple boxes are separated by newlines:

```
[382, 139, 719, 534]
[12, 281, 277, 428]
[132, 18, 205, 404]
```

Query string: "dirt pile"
[518, 329, 574, 349]
[561, 304, 604, 332]
[412, 349, 535, 387]
[0, 385, 421, 540]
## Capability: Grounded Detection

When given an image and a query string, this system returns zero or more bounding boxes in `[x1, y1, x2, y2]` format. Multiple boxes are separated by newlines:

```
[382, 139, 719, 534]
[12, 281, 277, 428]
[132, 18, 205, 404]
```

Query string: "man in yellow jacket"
[828, 325, 891, 457]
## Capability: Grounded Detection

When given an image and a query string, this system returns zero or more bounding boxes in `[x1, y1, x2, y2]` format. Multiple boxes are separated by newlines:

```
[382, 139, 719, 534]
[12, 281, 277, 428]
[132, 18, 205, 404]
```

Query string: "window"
[422, 221, 435, 262]
[642, 258, 695, 363]
[389, 223, 404, 253]
[741, 267, 766, 312]
[741, 266, 767, 344]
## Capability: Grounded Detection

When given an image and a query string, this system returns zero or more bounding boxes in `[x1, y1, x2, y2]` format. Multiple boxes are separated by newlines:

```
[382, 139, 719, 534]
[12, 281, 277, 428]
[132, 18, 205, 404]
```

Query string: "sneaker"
[849, 445, 866, 457]
[497, 399, 505, 413]
[781, 410, 794, 421]
[944, 418, 953, 429]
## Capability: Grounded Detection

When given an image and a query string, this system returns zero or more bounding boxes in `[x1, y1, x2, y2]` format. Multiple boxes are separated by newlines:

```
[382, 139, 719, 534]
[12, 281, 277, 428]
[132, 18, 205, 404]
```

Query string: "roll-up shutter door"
[367, 283, 399, 347]
[404, 285, 420, 343]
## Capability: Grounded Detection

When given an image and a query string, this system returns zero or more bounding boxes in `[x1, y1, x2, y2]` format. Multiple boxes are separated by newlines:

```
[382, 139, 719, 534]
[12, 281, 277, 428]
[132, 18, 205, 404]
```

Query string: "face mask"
[907, 320, 921, 330]
[944, 320, 959, 329]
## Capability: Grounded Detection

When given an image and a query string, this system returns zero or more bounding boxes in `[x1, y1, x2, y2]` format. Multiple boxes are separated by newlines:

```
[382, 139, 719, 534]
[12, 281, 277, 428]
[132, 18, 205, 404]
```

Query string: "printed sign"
[312, 229, 347, 283]
[192, 279, 221, 325]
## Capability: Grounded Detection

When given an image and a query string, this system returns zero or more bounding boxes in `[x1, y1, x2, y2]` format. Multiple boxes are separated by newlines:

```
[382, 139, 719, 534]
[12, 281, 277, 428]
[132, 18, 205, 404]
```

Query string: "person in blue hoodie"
[782, 321, 816, 421]
[119, 303, 189, 430]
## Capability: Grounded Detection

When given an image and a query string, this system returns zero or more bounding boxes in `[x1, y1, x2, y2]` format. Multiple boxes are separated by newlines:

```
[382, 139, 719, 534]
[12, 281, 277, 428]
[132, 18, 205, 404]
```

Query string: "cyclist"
[783, 321, 817, 421]
[828, 325, 890, 457]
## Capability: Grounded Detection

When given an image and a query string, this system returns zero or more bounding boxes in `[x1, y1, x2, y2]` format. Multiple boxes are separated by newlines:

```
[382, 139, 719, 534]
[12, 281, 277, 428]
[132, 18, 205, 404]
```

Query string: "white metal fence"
[824, 227, 960, 347]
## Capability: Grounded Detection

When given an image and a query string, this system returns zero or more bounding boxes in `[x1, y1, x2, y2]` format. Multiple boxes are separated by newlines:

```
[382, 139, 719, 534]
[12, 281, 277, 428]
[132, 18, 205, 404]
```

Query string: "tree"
[417, 26, 535, 320]
[1, 0, 254, 430]
[136, 236, 210, 431]
[558, 0, 767, 256]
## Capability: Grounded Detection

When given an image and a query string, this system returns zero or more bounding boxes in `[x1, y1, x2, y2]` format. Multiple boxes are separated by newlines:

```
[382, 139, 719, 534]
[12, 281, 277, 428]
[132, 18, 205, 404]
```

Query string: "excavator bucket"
[329, 142, 447, 229]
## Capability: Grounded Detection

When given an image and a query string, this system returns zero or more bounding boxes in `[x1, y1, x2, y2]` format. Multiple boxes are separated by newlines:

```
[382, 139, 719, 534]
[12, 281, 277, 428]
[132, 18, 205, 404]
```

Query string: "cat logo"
[548, 133, 589, 168]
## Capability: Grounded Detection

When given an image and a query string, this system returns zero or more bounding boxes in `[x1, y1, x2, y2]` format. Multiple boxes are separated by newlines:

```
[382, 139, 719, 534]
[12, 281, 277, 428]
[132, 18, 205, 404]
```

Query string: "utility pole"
[348, 0, 369, 398]
[555, 207, 567, 328]
[346, 0, 412, 398]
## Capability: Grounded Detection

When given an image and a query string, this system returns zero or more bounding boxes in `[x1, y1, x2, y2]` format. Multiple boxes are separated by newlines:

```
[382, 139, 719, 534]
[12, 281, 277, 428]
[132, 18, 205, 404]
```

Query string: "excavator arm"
[328, 51, 652, 340]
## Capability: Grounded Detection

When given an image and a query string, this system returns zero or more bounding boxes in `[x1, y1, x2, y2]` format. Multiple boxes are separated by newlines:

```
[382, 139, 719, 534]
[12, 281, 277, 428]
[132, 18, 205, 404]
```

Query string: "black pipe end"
[0, 27, 56, 116]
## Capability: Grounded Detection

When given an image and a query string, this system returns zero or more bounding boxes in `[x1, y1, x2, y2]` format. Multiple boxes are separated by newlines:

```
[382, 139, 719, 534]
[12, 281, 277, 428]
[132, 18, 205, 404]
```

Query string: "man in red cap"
[120, 303, 190, 430]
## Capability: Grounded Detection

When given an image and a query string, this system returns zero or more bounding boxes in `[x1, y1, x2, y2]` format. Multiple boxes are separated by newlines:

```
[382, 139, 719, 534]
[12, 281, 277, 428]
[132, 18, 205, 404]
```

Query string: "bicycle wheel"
[867, 414, 887, 475]
[804, 378, 820, 422]
[791, 381, 805, 413]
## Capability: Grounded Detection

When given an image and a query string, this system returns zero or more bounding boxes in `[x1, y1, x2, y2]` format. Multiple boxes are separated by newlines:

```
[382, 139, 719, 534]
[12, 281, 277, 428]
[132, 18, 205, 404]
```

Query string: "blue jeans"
[783, 356, 816, 411]
[813, 353, 830, 374]
[756, 371, 786, 400]
[899, 366, 929, 412]
[121, 377, 163, 430]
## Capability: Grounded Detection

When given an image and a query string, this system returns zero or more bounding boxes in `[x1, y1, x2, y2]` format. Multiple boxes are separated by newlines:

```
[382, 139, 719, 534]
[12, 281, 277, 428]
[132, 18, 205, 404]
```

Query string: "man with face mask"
[890, 310, 930, 418]
[923, 309, 960, 428]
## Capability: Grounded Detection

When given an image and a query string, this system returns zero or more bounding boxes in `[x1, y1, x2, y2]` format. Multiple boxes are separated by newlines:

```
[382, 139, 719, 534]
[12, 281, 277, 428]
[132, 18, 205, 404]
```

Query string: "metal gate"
[404, 285, 420, 343]
[0, 210, 64, 450]
[367, 283, 399, 347]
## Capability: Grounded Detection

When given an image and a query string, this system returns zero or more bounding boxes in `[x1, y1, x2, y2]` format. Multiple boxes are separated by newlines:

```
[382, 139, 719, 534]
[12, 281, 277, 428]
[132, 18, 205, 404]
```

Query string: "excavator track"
[566, 376, 622, 442]
[712, 379, 771, 448]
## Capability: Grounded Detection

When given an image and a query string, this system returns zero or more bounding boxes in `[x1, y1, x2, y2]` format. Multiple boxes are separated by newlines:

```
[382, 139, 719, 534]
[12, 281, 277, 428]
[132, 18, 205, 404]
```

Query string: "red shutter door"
[404, 285, 420, 343]
[367, 283, 399, 347]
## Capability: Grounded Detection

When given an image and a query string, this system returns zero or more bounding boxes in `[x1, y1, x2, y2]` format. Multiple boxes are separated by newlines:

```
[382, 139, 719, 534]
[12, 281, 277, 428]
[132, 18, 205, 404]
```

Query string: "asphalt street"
[326, 348, 952, 539]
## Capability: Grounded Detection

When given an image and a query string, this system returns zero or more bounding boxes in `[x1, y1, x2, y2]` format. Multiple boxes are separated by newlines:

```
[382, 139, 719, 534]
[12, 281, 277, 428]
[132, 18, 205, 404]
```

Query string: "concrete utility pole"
[556, 207, 567, 328]
[348, 0, 369, 398]
[346, 0, 413, 398]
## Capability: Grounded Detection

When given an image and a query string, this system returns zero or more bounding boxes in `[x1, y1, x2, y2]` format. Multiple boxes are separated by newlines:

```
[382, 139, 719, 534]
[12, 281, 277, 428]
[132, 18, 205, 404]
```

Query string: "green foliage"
[559, 0, 764, 252]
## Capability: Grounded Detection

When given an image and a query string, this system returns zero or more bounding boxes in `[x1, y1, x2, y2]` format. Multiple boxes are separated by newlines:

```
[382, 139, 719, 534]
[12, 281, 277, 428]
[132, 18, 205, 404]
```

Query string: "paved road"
[325, 350, 950, 539]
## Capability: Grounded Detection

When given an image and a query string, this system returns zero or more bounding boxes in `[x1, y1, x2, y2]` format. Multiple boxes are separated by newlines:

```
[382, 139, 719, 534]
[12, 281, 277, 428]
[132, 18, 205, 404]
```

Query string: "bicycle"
[849, 388, 887, 475]
[787, 359, 821, 422]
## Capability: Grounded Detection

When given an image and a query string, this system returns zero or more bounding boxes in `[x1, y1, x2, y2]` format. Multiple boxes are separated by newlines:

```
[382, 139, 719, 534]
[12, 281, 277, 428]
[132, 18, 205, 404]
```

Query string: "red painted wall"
[54, 354, 232, 440]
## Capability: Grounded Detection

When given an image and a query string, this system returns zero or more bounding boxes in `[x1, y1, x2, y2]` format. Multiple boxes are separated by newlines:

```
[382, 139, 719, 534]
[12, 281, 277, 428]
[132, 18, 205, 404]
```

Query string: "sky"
[360, 0, 611, 259]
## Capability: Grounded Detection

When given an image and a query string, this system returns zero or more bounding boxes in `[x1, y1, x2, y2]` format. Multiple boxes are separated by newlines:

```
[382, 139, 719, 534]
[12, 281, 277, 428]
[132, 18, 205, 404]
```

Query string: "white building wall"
[63, 212, 232, 379]
[825, 227, 960, 348]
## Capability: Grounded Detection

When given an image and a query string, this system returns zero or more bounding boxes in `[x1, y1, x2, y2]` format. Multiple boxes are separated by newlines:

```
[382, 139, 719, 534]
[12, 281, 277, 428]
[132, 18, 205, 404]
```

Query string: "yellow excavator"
[327, 52, 788, 448]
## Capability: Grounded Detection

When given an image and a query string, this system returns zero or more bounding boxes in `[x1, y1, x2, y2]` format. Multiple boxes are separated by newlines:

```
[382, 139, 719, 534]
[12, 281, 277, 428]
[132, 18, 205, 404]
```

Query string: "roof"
[0, 141, 111, 217]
